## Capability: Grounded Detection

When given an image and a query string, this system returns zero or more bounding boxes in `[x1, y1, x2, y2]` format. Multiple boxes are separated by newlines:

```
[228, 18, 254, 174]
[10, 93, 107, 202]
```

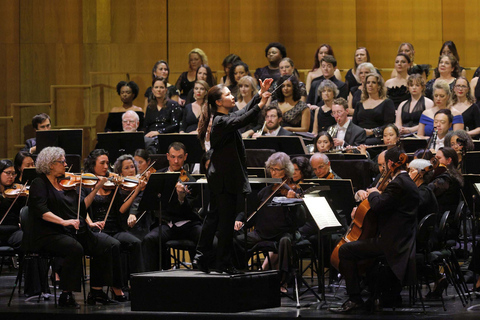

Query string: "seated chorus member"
[254, 42, 287, 83]
[385, 53, 411, 109]
[451, 77, 480, 139]
[306, 44, 342, 94]
[104, 81, 143, 132]
[144, 60, 180, 108]
[307, 55, 348, 106]
[23, 113, 52, 154]
[175, 48, 208, 100]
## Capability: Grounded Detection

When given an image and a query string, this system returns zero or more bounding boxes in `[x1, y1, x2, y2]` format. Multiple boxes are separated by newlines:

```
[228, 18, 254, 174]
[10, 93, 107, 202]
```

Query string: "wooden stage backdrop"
[1, 0, 479, 158]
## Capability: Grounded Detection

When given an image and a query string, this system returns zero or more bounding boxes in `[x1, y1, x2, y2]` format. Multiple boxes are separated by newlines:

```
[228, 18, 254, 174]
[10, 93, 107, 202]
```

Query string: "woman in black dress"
[352, 73, 396, 145]
[144, 60, 180, 108]
[395, 74, 434, 135]
[175, 48, 208, 100]
[437, 41, 467, 78]
[29, 147, 124, 307]
[254, 42, 286, 83]
[345, 47, 371, 91]
[347, 62, 376, 116]
[306, 44, 342, 94]
[104, 81, 144, 132]
[185, 65, 216, 105]
[83, 150, 144, 299]
[312, 80, 338, 134]
[180, 80, 209, 133]
[451, 76, 480, 138]
[144, 77, 183, 138]
[425, 54, 459, 100]
[385, 53, 411, 109]
[219, 54, 241, 86]
[194, 78, 273, 274]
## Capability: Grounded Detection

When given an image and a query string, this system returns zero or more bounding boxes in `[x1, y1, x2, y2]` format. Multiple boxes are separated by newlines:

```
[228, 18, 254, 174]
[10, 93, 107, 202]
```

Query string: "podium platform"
[131, 269, 280, 313]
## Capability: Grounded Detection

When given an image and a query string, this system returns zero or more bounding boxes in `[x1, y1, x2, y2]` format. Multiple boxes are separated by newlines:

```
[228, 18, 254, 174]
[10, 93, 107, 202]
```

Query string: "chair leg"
[52, 258, 57, 308]
[8, 256, 25, 306]
[82, 256, 87, 304]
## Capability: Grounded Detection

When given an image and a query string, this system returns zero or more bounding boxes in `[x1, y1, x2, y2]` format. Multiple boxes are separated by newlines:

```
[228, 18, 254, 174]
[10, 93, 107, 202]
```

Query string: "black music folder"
[96, 131, 145, 162]
[243, 136, 307, 155]
[36, 129, 83, 155]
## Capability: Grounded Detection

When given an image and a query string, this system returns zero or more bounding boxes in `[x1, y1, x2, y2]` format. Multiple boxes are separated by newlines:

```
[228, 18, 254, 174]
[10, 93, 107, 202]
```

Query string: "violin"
[272, 178, 302, 198]
[58, 173, 99, 190]
[3, 183, 29, 198]
[179, 169, 190, 183]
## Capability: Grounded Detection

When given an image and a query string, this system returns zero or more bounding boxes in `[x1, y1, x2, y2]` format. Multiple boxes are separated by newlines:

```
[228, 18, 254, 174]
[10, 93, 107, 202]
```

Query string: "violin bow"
[134, 210, 147, 226]
[0, 181, 28, 225]
[76, 171, 83, 234]
[123, 161, 156, 203]
[100, 184, 119, 233]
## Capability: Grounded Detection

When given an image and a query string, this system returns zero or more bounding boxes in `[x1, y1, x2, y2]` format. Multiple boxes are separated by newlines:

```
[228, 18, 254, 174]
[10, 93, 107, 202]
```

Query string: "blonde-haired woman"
[352, 73, 395, 145]
[180, 80, 210, 133]
[176, 48, 208, 100]
[417, 80, 463, 138]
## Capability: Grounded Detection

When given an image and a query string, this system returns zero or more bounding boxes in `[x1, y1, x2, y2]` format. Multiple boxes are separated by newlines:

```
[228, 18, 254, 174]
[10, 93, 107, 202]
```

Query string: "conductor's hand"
[259, 91, 272, 108]
[128, 214, 137, 228]
[63, 219, 80, 230]
[259, 78, 274, 94]
[234, 221, 243, 231]
[89, 221, 105, 230]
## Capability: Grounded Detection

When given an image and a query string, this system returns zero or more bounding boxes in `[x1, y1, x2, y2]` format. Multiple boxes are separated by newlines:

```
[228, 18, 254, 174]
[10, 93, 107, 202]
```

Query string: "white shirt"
[435, 136, 445, 152]
[336, 120, 350, 145]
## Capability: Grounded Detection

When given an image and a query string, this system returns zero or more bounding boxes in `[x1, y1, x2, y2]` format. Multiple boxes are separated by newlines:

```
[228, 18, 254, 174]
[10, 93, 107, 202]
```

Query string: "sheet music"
[474, 183, 480, 196]
[303, 196, 342, 230]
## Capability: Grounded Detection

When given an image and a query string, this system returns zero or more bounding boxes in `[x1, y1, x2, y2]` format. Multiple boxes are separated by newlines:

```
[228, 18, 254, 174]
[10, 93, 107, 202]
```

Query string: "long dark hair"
[438, 147, 464, 187]
[276, 75, 302, 102]
[14, 151, 33, 177]
[196, 64, 216, 87]
[0, 160, 14, 187]
[148, 77, 168, 111]
[354, 47, 371, 70]
[439, 41, 460, 63]
[313, 131, 334, 152]
[311, 44, 335, 71]
[228, 61, 250, 88]
[198, 84, 225, 145]
[151, 60, 170, 81]
[291, 156, 313, 182]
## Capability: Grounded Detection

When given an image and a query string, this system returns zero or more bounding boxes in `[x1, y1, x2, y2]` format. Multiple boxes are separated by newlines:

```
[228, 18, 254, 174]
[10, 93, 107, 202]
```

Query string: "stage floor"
[1, 266, 480, 319]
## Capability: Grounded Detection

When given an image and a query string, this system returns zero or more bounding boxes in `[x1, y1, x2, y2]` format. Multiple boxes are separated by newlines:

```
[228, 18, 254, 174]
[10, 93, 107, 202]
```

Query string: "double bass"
[330, 153, 408, 271]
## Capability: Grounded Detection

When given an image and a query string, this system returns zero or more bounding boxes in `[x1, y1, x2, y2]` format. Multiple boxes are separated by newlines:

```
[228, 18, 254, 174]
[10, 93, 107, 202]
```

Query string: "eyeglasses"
[54, 160, 67, 165]
[331, 111, 344, 116]
[269, 167, 285, 173]
[2, 171, 17, 177]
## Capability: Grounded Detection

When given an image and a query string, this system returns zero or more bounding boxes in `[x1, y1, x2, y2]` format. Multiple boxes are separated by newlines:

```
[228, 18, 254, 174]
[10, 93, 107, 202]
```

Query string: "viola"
[3, 183, 29, 198]
[330, 153, 408, 271]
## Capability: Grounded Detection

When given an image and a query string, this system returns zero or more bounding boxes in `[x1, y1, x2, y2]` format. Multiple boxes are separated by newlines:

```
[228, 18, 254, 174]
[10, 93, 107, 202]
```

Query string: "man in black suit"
[142, 142, 202, 271]
[307, 55, 348, 106]
[22, 113, 51, 153]
[329, 98, 366, 148]
[330, 147, 419, 313]
[252, 105, 294, 138]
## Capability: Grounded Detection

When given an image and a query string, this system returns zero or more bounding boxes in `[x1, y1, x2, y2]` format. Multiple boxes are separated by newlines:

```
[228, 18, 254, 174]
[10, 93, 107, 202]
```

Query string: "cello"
[330, 152, 408, 271]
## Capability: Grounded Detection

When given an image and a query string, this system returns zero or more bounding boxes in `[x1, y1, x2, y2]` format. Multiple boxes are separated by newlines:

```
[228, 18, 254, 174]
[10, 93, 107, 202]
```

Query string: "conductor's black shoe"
[87, 290, 118, 305]
[218, 266, 244, 275]
[193, 256, 210, 274]
[58, 292, 80, 309]
[329, 299, 364, 313]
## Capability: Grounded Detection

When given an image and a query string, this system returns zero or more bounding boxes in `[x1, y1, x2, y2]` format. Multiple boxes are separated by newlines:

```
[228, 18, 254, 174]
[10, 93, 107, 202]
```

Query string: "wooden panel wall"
[1, 0, 480, 158]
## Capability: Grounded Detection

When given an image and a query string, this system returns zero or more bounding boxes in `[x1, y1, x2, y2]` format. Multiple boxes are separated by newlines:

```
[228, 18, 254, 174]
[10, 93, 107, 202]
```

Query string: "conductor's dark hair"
[84, 149, 109, 175]
[116, 81, 139, 100]
[198, 84, 225, 146]
[265, 42, 287, 58]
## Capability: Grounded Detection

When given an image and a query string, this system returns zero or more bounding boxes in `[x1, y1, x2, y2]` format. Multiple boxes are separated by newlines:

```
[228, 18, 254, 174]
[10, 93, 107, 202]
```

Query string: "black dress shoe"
[111, 290, 128, 302]
[329, 299, 364, 313]
[193, 256, 210, 274]
[58, 292, 80, 309]
[218, 266, 244, 275]
[87, 290, 119, 305]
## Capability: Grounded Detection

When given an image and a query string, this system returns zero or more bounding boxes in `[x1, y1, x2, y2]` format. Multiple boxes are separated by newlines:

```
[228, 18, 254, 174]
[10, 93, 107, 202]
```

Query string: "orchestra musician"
[13, 151, 35, 183]
[235, 152, 305, 293]
[143, 142, 202, 271]
[83, 149, 145, 301]
[330, 147, 419, 313]
[22, 113, 51, 154]
[193, 78, 273, 274]
[28, 147, 124, 307]
[252, 105, 295, 138]
[310, 152, 340, 180]
[329, 98, 366, 148]
[408, 159, 439, 220]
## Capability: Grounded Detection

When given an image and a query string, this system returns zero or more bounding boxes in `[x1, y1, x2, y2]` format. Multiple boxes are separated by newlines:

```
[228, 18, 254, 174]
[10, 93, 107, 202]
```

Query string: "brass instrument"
[256, 121, 267, 136]
[327, 125, 338, 139]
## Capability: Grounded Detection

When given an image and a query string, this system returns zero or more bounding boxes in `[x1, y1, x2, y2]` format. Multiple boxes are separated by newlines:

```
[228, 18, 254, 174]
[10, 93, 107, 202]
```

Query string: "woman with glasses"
[105, 81, 144, 132]
[451, 77, 480, 139]
[0, 160, 25, 252]
[28, 147, 125, 308]
[236, 152, 305, 293]
[425, 54, 459, 100]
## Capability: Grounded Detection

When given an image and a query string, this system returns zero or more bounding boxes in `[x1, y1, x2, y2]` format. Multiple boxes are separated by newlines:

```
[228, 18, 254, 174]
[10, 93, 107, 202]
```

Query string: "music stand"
[244, 136, 308, 155]
[400, 138, 428, 153]
[21, 167, 39, 185]
[138, 172, 180, 270]
[96, 132, 145, 162]
[465, 152, 480, 174]
[154, 133, 204, 164]
[36, 129, 83, 155]
[247, 167, 267, 178]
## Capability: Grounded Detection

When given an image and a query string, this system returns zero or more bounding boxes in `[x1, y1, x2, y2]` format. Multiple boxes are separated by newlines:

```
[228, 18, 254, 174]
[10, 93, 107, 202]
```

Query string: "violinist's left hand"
[137, 179, 147, 191]
[128, 214, 137, 228]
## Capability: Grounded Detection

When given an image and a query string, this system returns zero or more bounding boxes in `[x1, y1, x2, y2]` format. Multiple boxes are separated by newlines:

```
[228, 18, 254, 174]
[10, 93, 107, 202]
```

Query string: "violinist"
[13, 151, 35, 183]
[444, 129, 474, 171]
[408, 159, 439, 220]
[291, 157, 314, 184]
[311, 153, 340, 179]
[143, 142, 202, 271]
[330, 147, 419, 313]
[83, 149, 144, 301]
[134, 149, 154, 175]
[235, 152, 306, 293]
[0, 160, 25, 251]
[28, 147, 123, 307]
[113, 154, 151, 240]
